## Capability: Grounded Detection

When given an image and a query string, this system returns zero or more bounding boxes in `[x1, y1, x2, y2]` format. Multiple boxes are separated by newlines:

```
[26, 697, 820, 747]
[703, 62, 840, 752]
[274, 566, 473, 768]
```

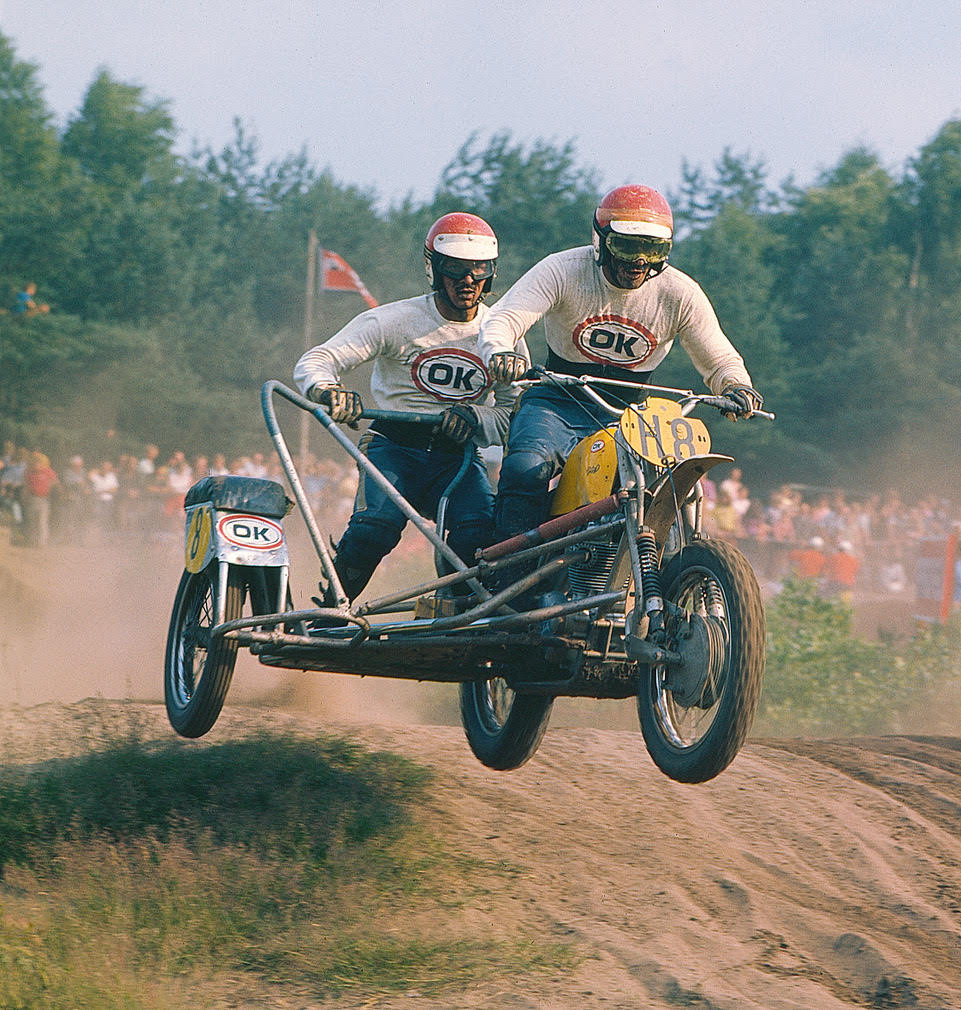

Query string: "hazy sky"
[2, 0, 960, 208]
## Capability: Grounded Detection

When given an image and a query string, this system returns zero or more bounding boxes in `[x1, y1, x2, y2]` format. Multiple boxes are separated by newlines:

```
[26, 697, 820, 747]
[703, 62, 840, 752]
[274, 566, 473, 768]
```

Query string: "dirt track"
[340, 722, 961, 1010]
[2, 537, 961, 1007]
[3, 699, 959, 1009]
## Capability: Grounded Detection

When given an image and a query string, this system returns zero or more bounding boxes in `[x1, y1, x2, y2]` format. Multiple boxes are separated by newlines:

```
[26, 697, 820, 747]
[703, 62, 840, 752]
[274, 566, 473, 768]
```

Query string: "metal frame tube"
[261, 381, 490, 603]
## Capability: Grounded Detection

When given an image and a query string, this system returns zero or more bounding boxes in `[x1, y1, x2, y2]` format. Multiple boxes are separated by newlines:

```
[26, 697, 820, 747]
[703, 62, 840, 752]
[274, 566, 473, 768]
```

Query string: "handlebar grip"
[702, 395, 775, 420]
[357, 408, 443, 425]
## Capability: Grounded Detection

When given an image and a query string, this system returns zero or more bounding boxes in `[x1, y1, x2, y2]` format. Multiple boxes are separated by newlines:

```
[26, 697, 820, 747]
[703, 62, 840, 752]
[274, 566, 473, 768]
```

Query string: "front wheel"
[637, 539, 764, 783]
[459, 672, 554, 771]
[165, 564, 245, 738]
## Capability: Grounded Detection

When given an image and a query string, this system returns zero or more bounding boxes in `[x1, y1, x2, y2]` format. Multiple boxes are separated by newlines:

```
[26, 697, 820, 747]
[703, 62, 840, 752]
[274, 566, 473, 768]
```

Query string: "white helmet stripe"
[431, 232, 498, 259]
[608, 220, 673, 239]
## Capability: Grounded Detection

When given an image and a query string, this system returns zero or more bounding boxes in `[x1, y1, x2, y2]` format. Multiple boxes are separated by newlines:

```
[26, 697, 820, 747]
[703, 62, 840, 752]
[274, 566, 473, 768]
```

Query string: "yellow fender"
[645, 453, 733, 543]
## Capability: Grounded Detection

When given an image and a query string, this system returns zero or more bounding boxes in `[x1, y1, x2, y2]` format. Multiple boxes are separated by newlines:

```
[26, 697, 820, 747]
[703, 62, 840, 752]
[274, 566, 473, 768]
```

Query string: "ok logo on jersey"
[411, 348, 489, 402]
[572, 313, 657, 367]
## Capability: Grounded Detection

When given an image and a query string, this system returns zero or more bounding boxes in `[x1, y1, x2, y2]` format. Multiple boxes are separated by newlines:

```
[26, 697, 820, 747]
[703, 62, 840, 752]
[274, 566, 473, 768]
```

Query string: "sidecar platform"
[250, 627, 562, 682]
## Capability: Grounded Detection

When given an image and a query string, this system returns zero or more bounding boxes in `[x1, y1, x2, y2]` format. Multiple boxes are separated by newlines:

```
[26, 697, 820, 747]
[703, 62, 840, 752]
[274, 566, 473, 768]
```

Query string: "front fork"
[616, 438, 678, 664]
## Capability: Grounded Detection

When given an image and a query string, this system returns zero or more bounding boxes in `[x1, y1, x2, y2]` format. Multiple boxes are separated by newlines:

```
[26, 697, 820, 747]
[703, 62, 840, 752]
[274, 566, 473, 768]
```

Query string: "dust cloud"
[2, 507, 958, 740]
[0, 521, 467, 727]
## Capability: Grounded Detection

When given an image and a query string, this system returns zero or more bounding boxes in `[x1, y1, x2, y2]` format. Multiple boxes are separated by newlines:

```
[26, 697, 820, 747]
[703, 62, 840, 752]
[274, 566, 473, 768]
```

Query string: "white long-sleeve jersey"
[477, 247, 753, 394]
[294, 293, 529, 448]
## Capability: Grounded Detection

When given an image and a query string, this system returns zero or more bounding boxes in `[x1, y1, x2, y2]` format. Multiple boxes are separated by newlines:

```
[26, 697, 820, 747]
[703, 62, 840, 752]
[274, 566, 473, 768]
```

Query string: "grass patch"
[0, 730, 576, 1007]
[758, 578, 961, 736]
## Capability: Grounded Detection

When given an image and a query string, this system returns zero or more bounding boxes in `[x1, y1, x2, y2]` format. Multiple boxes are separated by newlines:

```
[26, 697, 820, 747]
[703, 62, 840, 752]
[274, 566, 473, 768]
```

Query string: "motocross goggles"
[604, 233, 672, 265]
[434, 254, 496, 282]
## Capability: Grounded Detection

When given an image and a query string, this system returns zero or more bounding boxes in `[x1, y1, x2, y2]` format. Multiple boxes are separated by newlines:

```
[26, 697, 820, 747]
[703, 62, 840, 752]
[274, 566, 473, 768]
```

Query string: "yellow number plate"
[184, 505, 213, 572]
[619, 397, 711, 465]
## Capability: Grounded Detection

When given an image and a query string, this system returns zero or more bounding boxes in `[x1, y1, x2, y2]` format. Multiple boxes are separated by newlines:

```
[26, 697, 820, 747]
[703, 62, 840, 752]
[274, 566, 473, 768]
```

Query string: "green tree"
[0, 32, 62, 297]
[61, 69, 176, 191]
[665, 153, 799, 483]
[53, 71, 193, 320]
[765, 149, 920, 485]
[773, 149, 907, 358]
[898, 120, 961, 373]
[671, 147, 782, 238]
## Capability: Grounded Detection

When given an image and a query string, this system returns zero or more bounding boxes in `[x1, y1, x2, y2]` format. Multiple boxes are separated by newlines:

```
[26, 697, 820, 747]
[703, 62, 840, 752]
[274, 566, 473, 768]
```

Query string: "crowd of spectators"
[0, 440, 357, 550]
[698, 468, 960, 601]
[2, 439, 959, 604]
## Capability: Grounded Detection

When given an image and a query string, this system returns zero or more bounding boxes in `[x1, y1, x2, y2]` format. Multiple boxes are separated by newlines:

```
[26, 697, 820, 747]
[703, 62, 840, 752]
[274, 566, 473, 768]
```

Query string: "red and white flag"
[320, 249, 378, 308]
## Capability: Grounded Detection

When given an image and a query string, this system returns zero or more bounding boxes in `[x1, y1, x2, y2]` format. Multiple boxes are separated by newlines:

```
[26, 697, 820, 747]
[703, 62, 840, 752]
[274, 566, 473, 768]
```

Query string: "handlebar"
[518, 366, 775, 421]
[260, 380, 443, 427]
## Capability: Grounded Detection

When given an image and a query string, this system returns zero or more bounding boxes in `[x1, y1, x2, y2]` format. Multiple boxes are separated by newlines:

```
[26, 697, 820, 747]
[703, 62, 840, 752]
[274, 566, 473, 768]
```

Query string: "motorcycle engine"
[566, 539, 621, 599]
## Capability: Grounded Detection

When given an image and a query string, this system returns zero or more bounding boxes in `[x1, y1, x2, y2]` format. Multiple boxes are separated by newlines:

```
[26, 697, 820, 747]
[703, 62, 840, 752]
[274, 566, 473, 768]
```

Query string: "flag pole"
[299, 229, 319, 469]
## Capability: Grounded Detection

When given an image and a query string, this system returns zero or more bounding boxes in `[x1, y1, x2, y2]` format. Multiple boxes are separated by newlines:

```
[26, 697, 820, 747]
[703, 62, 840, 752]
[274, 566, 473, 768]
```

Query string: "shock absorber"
[637, 526, 665, 625]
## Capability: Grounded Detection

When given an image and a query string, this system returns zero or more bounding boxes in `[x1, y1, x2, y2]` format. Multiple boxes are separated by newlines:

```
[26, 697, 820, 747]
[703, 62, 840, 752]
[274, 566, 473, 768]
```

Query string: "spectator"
[709, 488, 742, 540]
[115, 454, 143, 532]
[823, 539, 860, 599]
[145, 464, 172, 524]
[742, 500, 772, 541]
[12, 281, 50, 317]
[137, 444, 160, 481]
[719, 467, 746, 508]
[57, 455, 91, 542]
[164, 452, 194, 518]
[88, 459, 119, 531]
[24, 451, 59, 547]
[243, 452, 269, 479]
[788, 536, 827, 580]
[1, 445, 27, 539]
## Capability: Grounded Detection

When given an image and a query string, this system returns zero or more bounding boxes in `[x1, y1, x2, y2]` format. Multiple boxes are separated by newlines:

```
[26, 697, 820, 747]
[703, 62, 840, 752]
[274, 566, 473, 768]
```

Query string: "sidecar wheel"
[165, 564, 244, 738]
[637, 539, 764, 783]
[459, 674, 553, 771]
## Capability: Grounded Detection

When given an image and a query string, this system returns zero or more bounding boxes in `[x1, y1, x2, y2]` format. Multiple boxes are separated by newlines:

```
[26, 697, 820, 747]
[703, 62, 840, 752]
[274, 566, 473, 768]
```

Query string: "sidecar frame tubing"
[191, 381, 642, 683]
[260, 380, 489, 606]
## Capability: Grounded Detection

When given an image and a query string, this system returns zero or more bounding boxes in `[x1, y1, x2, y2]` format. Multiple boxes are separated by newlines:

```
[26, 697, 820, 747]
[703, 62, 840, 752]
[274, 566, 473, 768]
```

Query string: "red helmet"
[424, 212, 498, 293]
[592, 185, 673, 275]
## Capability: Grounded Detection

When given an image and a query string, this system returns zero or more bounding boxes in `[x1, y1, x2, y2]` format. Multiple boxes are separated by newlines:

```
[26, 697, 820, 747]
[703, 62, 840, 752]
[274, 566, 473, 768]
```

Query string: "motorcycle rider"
[478, 184, 764, 543]
[295, 212, 530, 602]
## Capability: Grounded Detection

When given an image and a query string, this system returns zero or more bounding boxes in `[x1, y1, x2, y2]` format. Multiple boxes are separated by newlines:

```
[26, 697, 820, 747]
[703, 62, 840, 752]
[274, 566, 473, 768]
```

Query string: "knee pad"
[498, 451, 556, 496]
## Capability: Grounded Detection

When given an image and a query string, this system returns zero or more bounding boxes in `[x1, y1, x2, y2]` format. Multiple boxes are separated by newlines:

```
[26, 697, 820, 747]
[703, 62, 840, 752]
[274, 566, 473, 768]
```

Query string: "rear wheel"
[165, 564, 244, 738]
[459, 672, 553, 771]
[637, 539, 764, 783]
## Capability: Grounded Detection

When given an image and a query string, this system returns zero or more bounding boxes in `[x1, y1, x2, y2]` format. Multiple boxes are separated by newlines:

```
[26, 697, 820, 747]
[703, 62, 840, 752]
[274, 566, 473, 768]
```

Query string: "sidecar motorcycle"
[164, 370, 773, 783]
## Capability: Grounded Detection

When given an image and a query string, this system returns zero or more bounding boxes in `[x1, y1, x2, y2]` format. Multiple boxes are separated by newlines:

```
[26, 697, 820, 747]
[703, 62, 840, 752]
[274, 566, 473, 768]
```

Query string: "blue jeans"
[335, 433, 495, 597]
[495, 386, 612, 539]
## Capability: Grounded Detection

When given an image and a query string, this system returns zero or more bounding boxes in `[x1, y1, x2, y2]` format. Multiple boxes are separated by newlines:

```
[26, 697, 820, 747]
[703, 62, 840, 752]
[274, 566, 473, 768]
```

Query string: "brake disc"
[666, 612, 727, 708]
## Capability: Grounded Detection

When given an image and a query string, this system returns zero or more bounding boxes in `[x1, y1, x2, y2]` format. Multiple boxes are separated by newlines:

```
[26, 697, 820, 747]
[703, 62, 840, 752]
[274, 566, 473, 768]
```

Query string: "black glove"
[721, 384, 763, 420]
[308, 384, 364, 426]
[487, 351, 529, 384]
[438, 404, 478, 444]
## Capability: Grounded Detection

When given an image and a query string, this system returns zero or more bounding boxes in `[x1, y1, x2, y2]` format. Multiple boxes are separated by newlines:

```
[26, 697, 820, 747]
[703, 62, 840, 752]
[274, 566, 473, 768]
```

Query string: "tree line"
[2, 31, 960, 499]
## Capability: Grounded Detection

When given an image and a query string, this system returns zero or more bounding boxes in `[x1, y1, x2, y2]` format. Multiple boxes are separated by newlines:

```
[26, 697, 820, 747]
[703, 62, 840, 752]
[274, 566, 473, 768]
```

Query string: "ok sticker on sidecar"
[216, 513, 285, 550]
